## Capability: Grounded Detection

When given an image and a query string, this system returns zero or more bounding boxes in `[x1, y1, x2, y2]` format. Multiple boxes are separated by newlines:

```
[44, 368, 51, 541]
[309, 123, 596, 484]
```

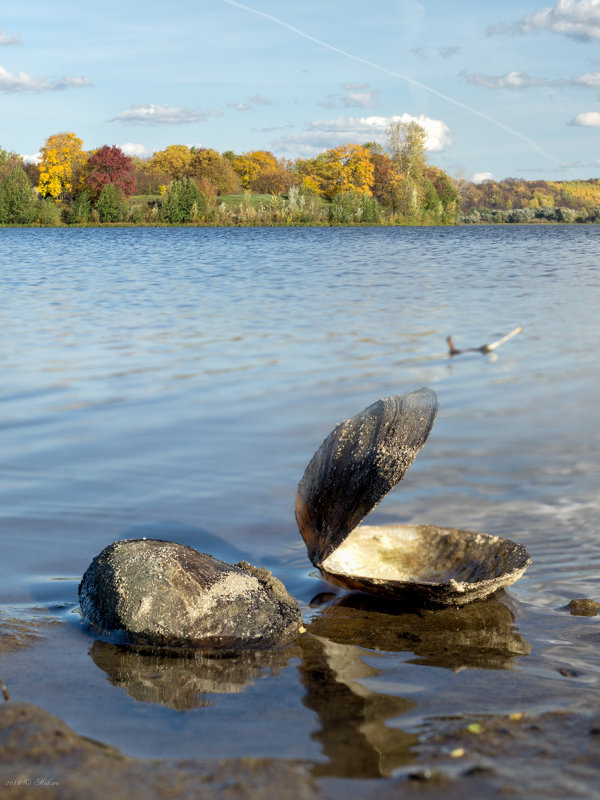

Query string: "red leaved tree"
[86, 146, 136, 198]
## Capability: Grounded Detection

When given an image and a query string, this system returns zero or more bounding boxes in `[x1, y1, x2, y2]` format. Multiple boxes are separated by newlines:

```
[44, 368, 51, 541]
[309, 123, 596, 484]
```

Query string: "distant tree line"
[0, 123, 460, 226]
[4, 131, 599, 227]
[459, 176, 600, 224]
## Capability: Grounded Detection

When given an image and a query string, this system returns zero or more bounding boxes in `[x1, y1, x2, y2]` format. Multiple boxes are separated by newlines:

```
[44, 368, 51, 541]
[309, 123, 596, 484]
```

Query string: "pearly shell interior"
[320, 524, 531, 606]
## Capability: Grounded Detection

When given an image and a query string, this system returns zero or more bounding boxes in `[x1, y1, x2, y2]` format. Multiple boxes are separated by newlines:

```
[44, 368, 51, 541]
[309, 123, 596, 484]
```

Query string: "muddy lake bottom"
[0, 226, 599, 798]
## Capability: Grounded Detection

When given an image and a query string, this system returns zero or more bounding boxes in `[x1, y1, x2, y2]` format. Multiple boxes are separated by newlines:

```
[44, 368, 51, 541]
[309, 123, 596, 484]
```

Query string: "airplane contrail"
[221, 0, 556, 164]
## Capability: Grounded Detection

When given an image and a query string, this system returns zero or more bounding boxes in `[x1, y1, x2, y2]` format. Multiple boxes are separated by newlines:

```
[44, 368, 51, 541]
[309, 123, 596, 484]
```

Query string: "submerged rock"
[79, 539, 302, 650]
[565, 598, 600, 617]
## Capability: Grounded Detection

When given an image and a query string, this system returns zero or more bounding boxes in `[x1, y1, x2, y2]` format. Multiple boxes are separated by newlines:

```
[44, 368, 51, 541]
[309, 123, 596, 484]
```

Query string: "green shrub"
[69, 191, 92, 224]
[0, 167, 37, 224]
[158, 177, 213, 223]
[95, 183, 128, 222]
[35, 198, 61, 226]
[329, 190, 382, 224]
[128, 204, 144, 224]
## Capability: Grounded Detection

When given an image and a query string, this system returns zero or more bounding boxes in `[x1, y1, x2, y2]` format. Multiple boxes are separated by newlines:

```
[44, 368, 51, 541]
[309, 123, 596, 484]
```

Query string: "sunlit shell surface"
[320, 524, 531, 606]
[296, 390, 531, 606]
[79, 539, 302, 650]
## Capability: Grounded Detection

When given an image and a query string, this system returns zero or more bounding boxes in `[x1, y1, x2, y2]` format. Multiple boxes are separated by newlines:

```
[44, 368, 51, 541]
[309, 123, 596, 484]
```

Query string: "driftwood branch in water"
[447, 326, 523, 357]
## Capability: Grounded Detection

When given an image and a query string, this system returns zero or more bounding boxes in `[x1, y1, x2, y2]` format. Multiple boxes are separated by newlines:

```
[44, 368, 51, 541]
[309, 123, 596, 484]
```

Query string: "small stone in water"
[565, 598, 600, 617]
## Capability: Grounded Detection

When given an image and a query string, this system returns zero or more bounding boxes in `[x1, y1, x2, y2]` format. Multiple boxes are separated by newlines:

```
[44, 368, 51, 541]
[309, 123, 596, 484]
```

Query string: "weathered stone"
[78, 539, 302, 650]
[0, 702, 322, 800]
[565, 598, 600, 617]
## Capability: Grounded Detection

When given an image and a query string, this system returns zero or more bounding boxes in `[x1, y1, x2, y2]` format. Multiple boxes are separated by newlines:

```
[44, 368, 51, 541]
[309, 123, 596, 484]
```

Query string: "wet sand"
[2, 592, 600, 799]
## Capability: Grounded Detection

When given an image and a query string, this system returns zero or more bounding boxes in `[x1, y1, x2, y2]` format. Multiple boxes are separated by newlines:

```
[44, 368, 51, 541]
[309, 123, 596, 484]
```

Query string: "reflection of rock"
[90, 640, 297, 711]
[298, 634, 417, 779]
[307, 593, 530, 671]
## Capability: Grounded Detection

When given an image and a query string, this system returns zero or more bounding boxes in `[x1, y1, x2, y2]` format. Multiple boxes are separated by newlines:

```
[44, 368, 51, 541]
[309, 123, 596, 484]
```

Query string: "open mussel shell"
[295, 389, 531, 606]
[79, 539, 302, 650]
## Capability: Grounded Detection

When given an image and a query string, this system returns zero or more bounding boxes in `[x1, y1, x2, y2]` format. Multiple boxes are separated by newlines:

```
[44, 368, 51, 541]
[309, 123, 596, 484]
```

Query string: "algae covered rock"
[79, 539, 302, 651]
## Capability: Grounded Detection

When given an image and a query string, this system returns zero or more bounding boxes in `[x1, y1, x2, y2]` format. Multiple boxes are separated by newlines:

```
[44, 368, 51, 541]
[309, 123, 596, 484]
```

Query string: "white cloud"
[229, 95, 272, 111]
[0, 27, 21, 45]
[249, 94, 271, 106]
[460, 70, 547, 90]
[273, 113, 452, 157]
[21, 152, 41, 164]
[0, 65, 92, 92]
[572, 70, 600, 85]
[570, 110, 600, 126]
[489, 0, 600, 42]
[342, 89, 380, 108]
[111, 104, 222, 125]
[58, 76, 92, 89]
[439, 45, 461, 58]
[119, 142, 151, 158]
[461, 67, 600, 90]
[318, 83, 380, 110]
[472, 171, 494, 183]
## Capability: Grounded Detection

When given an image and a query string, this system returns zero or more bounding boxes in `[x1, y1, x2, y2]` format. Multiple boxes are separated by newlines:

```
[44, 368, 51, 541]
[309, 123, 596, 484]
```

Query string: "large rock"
[78, 539, 302, 650]
[0, 702, 322, 800]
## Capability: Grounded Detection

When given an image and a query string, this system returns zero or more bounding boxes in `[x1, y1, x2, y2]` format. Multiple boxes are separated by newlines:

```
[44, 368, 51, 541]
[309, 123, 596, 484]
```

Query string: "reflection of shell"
[79, 539, 302, 650]
[307, 591, 531, 671]
[295, 389, 531, 606]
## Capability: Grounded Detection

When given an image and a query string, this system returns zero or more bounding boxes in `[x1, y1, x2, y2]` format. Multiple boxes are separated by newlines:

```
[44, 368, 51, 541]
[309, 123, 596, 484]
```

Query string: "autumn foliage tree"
[37, 132, 86, 199]
[230, 150, 293, 194]
[189, 148, 241, 195]
[296, 144, 374, 201]
[0, 147, 23, 181]
[148, 145, 192, 182]
[387, 120, 427, 180]
[86, 146, 135, 198]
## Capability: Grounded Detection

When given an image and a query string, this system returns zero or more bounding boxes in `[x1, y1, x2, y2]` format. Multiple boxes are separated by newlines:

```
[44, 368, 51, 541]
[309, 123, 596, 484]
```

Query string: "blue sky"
[2, 0, 600, 181]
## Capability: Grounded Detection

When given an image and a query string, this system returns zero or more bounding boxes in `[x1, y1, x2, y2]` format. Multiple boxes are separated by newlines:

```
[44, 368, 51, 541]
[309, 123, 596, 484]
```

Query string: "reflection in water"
[88, 594, 530, 778]
[90, 641, 296, 711]
[307, 592, 530, 671]
[296, 594, 531, 778]
[298, 633, 417, 778]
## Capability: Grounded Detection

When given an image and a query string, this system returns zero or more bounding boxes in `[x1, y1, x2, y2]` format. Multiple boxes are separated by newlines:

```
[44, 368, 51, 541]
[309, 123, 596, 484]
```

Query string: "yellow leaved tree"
[296, 144, 374, 200]
[148, 145, 192, 182]
[230, 150, 291, 193]
[37, 132, 86, 199]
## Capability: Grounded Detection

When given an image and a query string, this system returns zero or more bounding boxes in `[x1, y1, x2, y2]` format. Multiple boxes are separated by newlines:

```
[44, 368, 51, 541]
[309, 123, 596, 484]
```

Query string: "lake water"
[1, 226, 599, 791]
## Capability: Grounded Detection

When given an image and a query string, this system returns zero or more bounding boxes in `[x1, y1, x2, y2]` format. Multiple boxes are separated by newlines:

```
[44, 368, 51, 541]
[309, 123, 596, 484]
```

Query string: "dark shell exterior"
[79, 539, 302, 650]
[295, 389, 439, 566]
